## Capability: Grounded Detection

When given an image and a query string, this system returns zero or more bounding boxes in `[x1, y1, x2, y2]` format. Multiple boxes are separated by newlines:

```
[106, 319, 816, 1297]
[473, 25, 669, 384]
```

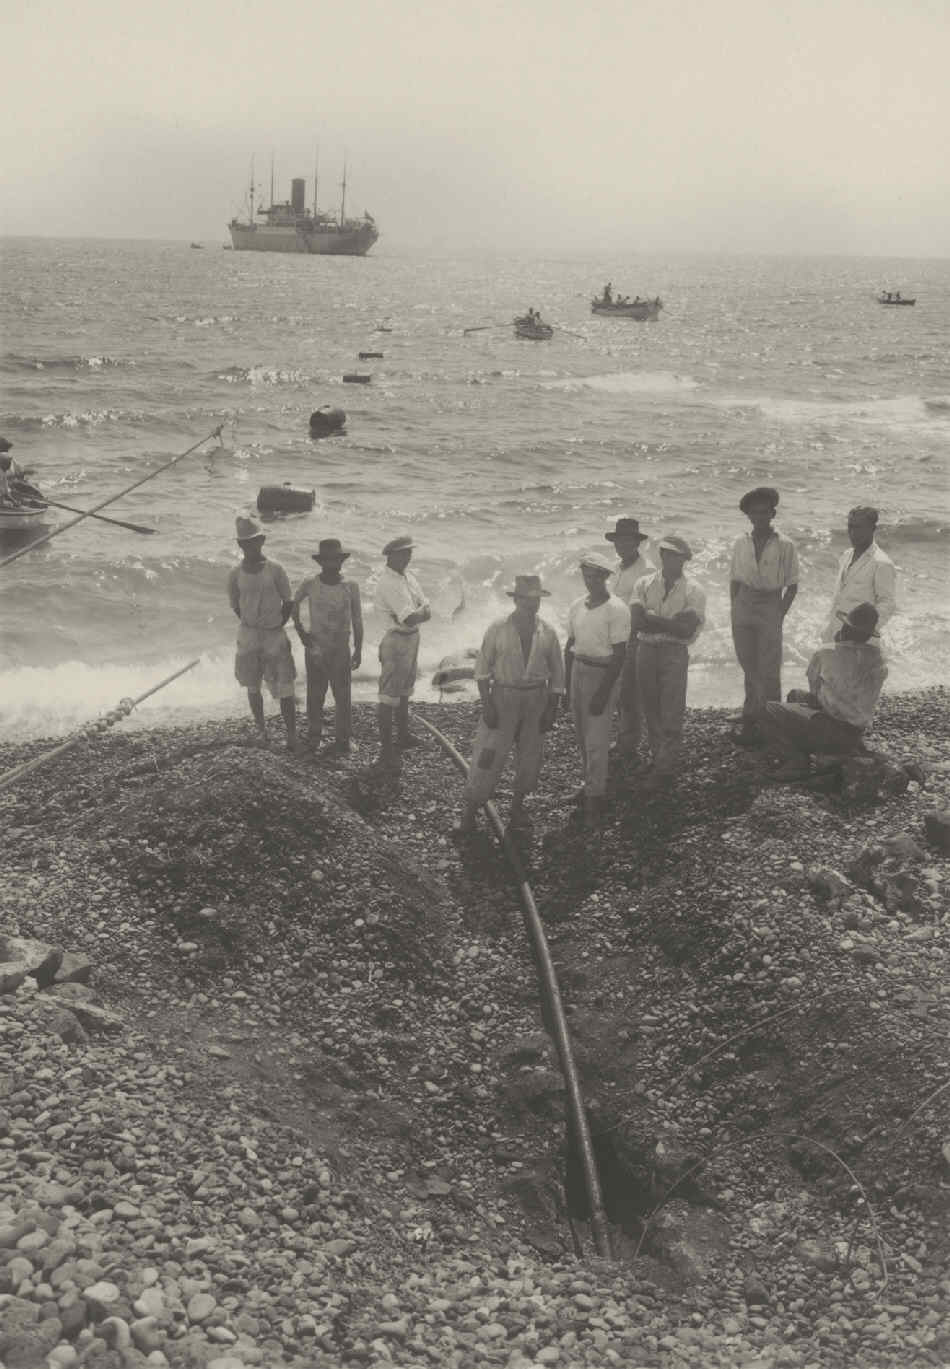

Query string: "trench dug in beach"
[1, 691, 948, 1367]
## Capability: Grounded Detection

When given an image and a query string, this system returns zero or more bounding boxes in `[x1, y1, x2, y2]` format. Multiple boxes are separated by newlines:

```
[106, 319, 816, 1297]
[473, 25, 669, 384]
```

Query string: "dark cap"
[837, 602, 880, 637]
[739, 486, 779, 515]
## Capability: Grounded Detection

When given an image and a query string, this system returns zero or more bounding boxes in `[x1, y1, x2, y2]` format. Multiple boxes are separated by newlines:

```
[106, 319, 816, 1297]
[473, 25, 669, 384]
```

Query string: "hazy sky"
[2, 0, 947, 255]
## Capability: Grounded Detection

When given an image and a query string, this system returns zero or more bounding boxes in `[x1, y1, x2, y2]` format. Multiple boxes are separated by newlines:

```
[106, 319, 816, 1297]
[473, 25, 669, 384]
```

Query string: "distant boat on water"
[514, 312, 553, 340]
[228, 157, 378, 256]
[189, 242, 204, 249]
[878, 292, 915, 306]
[591, 286, 663, 320]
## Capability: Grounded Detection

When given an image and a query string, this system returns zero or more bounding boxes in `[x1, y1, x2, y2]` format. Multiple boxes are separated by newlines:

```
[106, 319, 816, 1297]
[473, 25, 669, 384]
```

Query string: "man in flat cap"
[455, 574, 564, 837]
[292, 538, 363, 755]
[374, 535, 431, 769]
[565, 552, 631, 825]
[227, 516, 297, 748]
[606, 517, 652, 767]
[629, 535, 706, 791]
[760, 602, 887, 779]
[730, 487, 799, 746]
[824, 506, 897, 643]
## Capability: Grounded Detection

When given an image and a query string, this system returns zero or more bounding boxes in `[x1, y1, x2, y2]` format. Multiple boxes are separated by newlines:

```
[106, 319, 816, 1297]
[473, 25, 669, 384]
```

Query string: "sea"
[1, 238, 948, 740]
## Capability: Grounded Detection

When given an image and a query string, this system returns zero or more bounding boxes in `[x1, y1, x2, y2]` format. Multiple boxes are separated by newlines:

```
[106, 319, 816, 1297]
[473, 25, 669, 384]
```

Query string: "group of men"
[226, 489, 897, 830]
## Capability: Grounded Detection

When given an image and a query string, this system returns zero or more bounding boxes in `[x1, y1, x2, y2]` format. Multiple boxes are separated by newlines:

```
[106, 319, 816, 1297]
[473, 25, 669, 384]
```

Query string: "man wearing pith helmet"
[730, 487, 799, 747]
[373, 534, 431, 769]
[629, 535, 706, 792]
[227, 515, 297, 748]
[565, 552, 631, 826]
[455, 574, 564, 838]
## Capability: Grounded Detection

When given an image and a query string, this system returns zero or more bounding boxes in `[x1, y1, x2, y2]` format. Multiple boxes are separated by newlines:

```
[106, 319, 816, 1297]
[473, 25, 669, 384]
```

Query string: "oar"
[553, 325, 589, 342]
[15, 485, 156, 535]
[463, 323, 508, 335]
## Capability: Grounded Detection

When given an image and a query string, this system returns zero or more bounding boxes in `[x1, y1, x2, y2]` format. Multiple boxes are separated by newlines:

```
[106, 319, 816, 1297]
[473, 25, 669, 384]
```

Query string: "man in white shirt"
[605, 517, 651, 766]
[373, 534, 431, 769]
[760, 602, 887, 780]
[227, 516, 297, 749]
[565, 552, 631, 826]
[730, 487, 799, 746]
[629, 535, 706, 791]
[455, 575, 564, 837]
[824, 506, 897, 642]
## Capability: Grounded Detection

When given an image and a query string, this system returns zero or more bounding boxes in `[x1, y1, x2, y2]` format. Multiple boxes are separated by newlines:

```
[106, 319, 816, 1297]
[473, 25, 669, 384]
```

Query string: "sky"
[2, 0, 948, 256]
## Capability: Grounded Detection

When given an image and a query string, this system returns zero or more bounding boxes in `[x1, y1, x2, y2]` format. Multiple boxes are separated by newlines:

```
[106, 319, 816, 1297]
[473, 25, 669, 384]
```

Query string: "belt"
[494, 681, 547, 691]
[574, 654, 612, 669]
[387, 626, 419, 635]
[639, 634, 686, 645]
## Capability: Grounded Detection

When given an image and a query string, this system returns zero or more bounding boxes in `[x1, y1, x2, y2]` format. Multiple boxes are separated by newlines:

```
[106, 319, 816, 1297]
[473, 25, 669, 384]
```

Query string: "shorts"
[378, 629, 419, 705]
[235, 625, 296, 700]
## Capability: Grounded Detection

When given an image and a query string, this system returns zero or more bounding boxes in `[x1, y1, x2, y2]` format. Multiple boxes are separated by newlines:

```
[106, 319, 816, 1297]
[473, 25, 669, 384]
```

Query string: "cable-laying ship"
[228, 159, 378, 255]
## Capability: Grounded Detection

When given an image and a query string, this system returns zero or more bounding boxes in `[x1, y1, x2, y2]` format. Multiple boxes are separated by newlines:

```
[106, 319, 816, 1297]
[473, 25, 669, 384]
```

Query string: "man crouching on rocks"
[374, 534, 431, 770]
[455, 574, 564, 837]
[759, 601, 887, 780]
[227, 516, 297, 749]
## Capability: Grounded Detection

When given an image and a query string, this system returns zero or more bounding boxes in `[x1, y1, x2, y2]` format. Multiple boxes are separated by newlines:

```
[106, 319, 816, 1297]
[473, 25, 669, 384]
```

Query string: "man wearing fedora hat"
[374, 535, 431, 768]
[565, 552, 631, 825]
[227, 516, 297, 748]
[455, 574, 564, 837]
[606, 516, 651, 765]
[730, 487, 799, 746]
[628, 535, 706, 791]
[292, 538, 363, 754]
[759, 601, 887, 778]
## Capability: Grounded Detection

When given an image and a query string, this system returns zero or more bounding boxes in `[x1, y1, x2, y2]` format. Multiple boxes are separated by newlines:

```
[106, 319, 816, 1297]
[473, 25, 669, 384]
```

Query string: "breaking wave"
[545, 370, 701, 394]
[216, 364, 309, 386]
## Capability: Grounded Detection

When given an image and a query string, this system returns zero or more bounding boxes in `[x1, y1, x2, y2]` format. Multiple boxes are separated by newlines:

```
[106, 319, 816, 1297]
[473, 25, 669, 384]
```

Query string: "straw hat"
[656, 535, 693, 560]
[236, 515, 264, 542]
[506, 574, 550, 598]
[312, 537, 351, 563]
[382, 534, 414, 556]
[579, 551, 615, 575]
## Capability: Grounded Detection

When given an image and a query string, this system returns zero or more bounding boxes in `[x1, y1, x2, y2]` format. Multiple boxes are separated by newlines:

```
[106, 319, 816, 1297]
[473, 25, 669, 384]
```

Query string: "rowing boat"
[514, 315, 553, 340]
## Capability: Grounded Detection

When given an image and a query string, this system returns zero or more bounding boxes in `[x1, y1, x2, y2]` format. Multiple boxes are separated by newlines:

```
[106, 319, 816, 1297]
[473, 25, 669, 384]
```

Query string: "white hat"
[236, 515, 264, 542]
[579, 551, 615, 574]
[656, 535, 693, 560]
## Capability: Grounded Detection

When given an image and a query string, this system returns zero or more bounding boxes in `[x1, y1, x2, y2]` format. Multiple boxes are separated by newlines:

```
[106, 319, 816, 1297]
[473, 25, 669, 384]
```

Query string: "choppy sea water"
[1, 238, 947, 739]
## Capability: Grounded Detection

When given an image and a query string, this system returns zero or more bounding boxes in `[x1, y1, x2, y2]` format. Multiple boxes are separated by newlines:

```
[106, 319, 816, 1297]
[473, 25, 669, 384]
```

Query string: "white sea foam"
[544, 370, 700, 394]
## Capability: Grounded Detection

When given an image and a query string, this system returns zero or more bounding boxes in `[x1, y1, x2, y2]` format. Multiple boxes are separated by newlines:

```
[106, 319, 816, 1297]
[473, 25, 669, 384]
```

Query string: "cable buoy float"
[342, 373, 372, 384]
[308, 407, 346, 438]
[358, 351, 384, 360]
[256, 484, 315, 514]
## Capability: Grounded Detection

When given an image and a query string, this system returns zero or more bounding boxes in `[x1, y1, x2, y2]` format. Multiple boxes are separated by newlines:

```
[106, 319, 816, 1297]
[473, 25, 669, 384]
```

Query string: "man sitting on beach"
[825, 506, 897, 642]
[629, 535, 706, 793]
[759, 602, 887, 780]
[374, 534, 431, 770]
[292, 538, 363, 756]
[455, 574, 564, 838]
[227, 516, 297, 749]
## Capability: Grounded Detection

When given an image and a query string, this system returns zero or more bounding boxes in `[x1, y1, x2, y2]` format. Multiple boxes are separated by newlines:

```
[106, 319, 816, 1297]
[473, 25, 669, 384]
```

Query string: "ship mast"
[269, 152, 275, 207]
[339, 157, 347, 228]
[313, 144, 320, 216]
[248, 156, 256, 221]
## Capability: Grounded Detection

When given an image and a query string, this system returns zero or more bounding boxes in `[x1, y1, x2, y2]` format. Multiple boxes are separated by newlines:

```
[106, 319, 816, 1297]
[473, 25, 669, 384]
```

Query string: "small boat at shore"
[514, 313, 553, 340]
[878, 293, 915, 306]
[0, 501, 50, 533]
[591, 291, 663, 321]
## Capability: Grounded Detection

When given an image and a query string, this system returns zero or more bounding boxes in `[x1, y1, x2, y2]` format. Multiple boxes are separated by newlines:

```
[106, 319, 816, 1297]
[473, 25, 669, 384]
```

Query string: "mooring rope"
[0, 426, 224, 570]
[416, 715, 613, 1259]
[0, 659, 201, 793]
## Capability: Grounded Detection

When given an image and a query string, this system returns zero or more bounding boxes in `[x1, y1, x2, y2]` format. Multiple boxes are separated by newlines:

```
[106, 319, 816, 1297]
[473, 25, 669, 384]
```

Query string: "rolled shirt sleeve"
[274, 565, 292, 602]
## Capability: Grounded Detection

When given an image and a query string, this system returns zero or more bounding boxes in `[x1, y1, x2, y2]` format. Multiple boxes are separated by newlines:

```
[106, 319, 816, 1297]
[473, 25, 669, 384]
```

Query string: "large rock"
[25, 999, 87, 1044]
[62, 1001, 123, 1036]
[0, 962, 28, 995]
[55, 951, 93, 985]
[0, 935, 63, 987]
[924, 808, 950, 853]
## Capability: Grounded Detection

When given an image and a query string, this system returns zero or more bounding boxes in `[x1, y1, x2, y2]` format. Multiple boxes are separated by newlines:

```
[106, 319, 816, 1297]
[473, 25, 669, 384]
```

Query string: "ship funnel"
[291, 178, 306, 213]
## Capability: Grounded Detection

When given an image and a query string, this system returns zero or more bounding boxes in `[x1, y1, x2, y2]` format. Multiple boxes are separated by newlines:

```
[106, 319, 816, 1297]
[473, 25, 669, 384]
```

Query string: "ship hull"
[228, 223, 378, 256]
[591, 301, 662, 320]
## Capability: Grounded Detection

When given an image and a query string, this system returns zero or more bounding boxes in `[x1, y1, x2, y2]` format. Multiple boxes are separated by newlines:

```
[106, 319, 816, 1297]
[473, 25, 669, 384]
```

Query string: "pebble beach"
[1, 689, 948, 1368]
